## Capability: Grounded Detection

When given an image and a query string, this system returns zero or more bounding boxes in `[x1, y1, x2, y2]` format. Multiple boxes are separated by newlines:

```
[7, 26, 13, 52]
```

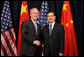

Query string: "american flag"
[37, 1, 49, 56]
[37, 1, 49, 27]
[1, 1, 17, 56]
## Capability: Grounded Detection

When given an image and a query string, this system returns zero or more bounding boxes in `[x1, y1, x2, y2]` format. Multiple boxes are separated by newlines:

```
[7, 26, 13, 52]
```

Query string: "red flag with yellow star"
[61, 1, 78, 56]
[17, 1, 29, 56]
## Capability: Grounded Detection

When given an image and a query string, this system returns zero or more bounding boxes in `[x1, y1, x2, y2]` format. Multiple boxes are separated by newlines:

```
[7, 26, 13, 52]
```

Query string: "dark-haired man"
[42, 11, 65, 56]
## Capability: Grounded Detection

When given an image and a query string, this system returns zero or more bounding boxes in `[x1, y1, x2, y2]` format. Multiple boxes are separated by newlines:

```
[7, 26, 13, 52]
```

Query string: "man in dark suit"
[42, 11, 65, 56]
[21, 8, 42, 56]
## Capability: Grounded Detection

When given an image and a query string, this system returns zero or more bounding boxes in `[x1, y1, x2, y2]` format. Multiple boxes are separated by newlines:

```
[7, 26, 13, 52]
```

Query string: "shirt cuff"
[33, 41, 36, 44]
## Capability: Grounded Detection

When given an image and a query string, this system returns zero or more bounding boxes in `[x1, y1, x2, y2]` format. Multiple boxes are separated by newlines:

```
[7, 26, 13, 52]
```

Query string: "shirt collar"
[31, 18, 37, 23]
[49, 21, 55, 26]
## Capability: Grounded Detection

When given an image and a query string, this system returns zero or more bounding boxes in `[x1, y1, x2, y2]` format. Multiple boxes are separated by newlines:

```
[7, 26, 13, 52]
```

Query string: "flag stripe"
[1, 34, 12, 56]
[1, 49, 5, 56]
[2, 32, 16, 56]
[11, 28, 16, 40]
[5, 30, 17, 56]
[7, 29, 17, 55]
[1, 42, 7, 56]
[8, 29, 16, 47]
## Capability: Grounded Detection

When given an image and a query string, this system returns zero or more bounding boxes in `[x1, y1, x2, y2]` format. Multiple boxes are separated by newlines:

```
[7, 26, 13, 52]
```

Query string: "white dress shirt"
[49, 21, 55, 30]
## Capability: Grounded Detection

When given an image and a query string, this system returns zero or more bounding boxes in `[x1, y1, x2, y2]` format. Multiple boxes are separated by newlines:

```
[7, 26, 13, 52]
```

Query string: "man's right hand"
[33, 40, 41, 46]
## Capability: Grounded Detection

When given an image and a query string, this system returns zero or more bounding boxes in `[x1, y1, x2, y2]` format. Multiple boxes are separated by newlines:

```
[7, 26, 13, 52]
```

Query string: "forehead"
[31, 9, 39, 12]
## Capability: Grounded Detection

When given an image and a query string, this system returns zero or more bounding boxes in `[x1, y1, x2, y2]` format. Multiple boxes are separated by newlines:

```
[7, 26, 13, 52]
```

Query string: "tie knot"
[34, 21, 36, 23]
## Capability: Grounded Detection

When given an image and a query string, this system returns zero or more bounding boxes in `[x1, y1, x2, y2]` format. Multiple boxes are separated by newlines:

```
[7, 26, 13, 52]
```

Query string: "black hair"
[47, 11, 56, 16]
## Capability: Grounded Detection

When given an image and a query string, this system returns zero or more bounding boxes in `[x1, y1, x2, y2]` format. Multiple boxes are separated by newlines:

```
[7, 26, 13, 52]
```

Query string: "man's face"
[30, 9, 39, 21]
[47, 12, 56, 23]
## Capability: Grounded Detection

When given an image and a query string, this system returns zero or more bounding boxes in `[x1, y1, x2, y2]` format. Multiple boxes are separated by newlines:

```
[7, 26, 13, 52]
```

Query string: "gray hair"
[30, 8, 39, 13]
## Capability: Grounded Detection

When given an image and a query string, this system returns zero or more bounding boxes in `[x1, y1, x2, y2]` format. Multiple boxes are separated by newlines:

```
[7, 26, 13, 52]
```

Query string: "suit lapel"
[47, 25, 49, 37]
[29, 19, 37, 35]
[51, 23, 58, 37]
[37, 24, 40, 36]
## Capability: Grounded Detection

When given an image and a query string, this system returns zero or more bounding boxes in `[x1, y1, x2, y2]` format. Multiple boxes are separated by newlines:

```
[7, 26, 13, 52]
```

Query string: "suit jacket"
[21, 19, 42, 56]
[42, 23, 65, 56]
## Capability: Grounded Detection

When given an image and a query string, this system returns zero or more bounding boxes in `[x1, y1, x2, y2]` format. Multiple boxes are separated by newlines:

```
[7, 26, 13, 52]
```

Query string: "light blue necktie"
[33, 21, 38, 35]
[49, 24, 52, 36]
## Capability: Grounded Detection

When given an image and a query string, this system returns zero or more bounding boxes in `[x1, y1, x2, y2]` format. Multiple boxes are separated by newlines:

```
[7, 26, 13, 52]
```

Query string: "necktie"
[49, 24, 52, 36]
[34, 21, 38, 35]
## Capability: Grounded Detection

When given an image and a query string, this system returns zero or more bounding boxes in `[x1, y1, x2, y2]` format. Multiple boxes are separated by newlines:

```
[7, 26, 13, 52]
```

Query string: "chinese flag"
[17, 1, 29, 56]
[61, 1, 78, 56]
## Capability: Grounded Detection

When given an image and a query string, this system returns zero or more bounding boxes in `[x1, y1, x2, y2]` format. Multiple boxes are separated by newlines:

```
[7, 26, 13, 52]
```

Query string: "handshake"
[33, 40, 41, 46]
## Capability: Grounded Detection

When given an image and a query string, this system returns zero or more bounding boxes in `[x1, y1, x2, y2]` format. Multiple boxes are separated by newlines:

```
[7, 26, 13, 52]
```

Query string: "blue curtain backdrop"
[1, 1, 83, 56]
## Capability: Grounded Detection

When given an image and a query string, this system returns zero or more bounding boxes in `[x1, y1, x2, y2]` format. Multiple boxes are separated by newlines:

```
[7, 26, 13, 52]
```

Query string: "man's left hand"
[59, 53, 64, 56]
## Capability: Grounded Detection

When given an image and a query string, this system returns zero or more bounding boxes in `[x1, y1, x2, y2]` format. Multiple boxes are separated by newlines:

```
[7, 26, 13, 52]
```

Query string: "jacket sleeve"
[21, 21, 35, 45]
[59, 25, 65, 54]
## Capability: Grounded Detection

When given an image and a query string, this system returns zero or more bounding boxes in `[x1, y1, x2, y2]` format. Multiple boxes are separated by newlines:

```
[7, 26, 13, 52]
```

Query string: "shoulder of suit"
[55, 23, 62, 26]
[37, 23, 40, 26]
[56, 23, 64, 28]
[43, 25, 48, 29]
[21, 20, 30, 25]
[37, 23, 41, 28]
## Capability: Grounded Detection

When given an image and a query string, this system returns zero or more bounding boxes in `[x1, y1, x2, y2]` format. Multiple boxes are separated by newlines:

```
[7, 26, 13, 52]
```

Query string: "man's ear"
[55, 16, 56, 19]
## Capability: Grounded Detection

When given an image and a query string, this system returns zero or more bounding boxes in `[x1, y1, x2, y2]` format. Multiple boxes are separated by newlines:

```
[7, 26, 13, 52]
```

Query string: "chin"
[34, 19, 37, 20]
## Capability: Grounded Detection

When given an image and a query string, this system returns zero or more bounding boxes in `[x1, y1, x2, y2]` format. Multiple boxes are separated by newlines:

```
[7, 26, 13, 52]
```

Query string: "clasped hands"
[33, 40, 41, 46]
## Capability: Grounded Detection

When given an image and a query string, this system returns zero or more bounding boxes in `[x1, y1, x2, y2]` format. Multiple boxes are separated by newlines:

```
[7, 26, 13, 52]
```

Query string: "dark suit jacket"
[21, 19, 42, 56]
[42, 23, 65, 56]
